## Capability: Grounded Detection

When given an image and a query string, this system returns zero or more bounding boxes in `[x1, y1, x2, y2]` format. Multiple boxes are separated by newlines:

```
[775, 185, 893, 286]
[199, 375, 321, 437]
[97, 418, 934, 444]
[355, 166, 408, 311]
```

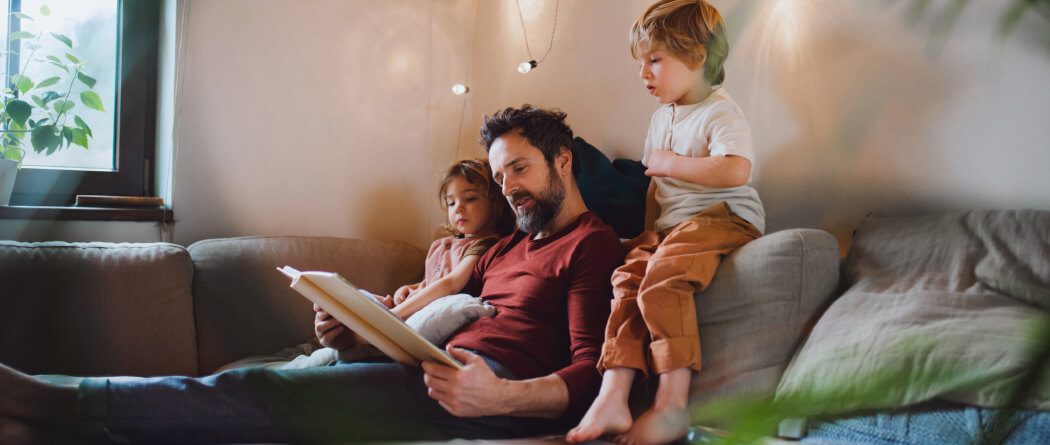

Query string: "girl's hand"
[393, 285, 412, 305]
[645, 150, 677, 177]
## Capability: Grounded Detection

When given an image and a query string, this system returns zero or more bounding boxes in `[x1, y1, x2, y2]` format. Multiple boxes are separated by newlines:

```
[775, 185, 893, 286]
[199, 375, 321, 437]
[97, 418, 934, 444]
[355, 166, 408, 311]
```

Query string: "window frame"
[7, 0, 159, 206]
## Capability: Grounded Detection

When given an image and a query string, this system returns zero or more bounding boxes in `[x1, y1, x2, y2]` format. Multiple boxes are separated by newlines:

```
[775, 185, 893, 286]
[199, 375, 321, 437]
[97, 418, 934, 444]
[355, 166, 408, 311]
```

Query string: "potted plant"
[0, 3, 105, 205]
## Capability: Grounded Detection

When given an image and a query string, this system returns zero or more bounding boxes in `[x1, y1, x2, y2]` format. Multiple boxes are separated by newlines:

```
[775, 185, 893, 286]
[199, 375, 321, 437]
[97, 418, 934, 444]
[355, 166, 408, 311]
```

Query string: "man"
[0, 105, 625, 444]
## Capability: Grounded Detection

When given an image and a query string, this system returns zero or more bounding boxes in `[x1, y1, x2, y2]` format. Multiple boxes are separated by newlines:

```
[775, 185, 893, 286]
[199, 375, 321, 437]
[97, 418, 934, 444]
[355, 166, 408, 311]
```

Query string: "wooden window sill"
[0, 205, 174, 222]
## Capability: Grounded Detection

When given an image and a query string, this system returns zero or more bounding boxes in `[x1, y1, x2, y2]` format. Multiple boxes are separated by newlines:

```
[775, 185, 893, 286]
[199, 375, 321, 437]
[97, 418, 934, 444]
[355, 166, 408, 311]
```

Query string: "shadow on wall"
[352, 180, 428, 245]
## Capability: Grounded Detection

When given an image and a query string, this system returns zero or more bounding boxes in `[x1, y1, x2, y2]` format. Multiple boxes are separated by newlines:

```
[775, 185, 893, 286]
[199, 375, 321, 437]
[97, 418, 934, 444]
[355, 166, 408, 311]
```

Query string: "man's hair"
[437, 158, 516, 236]
[629, 0, 729, 85]
[479, 104, 579, 176]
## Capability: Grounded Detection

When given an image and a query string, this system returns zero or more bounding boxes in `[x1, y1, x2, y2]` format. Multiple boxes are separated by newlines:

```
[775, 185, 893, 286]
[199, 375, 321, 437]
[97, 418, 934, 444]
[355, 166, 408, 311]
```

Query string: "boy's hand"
[421, 347, 507, 417]
[645, 150, 677, 177]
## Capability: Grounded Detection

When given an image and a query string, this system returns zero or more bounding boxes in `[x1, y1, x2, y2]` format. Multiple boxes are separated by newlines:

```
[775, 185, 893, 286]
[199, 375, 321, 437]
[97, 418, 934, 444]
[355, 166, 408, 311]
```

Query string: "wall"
[5, 0, 1048, 250]
[468, 0, 1050, 250]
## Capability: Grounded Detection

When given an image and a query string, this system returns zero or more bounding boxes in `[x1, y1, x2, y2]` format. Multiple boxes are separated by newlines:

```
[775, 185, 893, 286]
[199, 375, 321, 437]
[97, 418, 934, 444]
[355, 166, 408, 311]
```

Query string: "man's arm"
[422, 347, 568, 418]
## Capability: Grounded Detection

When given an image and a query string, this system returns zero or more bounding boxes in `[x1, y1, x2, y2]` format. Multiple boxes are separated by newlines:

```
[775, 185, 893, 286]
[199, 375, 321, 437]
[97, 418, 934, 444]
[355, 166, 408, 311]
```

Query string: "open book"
[277, 266, 463, 369]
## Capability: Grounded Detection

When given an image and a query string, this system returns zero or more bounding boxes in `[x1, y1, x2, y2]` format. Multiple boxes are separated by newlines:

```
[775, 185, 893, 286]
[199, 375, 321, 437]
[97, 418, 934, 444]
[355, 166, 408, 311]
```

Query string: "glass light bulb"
[517, 60, 537, 74]
[451, 83, 469, 95]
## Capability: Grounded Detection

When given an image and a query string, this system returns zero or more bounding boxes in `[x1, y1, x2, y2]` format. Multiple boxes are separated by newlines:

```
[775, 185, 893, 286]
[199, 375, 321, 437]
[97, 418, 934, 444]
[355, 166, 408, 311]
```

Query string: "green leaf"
[46, 55, 61, 63]
[74, 115, 92, 137]
[65, 53, 79, 64]
[76, 72, 96, 88]
[80, 90, 104, 111]
[2, 147, 22, 162]
[53, 100, 75, 114]
[36, 76, 61, 88]
[47, 60, 69, 72]
[31, 125, 58, 154]
[10, 12, 32, 20]
[61, 126, 74, 148]
[6, 100, 31, 126]
[999, 0, 1029, 38]
[51, 32, 72, 49]
[71, 128, 88, 148]
[41, 91, 61, 103]
[11, 74, 34, 94]
[9, 31, 34, 41]
[40, 4, 51, 17]
[31, 94, 46, 108]
[34, 118, 49, 127]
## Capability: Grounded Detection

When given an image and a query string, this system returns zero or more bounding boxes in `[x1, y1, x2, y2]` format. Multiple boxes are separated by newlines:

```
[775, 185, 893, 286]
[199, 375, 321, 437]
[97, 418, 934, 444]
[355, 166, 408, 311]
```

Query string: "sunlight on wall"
[755, 0, 819, 73]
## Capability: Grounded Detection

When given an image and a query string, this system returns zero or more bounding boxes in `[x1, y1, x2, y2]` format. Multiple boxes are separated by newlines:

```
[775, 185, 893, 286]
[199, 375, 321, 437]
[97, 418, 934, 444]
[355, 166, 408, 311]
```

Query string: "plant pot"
[0, 158, 17, 206]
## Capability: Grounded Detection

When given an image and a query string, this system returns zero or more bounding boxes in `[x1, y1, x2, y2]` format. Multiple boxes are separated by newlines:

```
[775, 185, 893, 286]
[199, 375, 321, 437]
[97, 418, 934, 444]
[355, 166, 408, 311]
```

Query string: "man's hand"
[313, 304, 357, 351]
[422, 347, 507, 417]
[645, 150, 677, 177]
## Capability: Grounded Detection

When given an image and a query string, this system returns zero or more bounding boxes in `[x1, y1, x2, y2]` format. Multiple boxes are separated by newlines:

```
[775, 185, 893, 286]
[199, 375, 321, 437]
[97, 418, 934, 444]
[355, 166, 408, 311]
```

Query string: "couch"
[0, 225, 841, 442]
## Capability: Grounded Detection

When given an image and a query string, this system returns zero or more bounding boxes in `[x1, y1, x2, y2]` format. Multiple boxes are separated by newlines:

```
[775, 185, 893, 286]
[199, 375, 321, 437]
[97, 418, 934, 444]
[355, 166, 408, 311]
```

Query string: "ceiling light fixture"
[515, 0, 559, 74]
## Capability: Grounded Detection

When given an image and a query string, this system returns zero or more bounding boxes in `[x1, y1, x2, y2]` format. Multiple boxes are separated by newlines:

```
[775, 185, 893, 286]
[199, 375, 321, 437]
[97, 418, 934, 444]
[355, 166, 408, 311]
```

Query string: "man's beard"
[510, 167, 565, 234]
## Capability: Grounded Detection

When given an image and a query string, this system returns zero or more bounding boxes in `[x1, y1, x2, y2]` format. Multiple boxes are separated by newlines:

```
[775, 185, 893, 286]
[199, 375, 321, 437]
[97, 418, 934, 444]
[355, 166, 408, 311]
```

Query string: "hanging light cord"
[516, 0, 560, 64]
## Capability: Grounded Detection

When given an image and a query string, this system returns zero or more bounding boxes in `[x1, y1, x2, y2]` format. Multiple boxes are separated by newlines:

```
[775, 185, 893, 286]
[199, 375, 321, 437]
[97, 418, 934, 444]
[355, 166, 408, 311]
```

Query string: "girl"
[314, 158, 516, 354]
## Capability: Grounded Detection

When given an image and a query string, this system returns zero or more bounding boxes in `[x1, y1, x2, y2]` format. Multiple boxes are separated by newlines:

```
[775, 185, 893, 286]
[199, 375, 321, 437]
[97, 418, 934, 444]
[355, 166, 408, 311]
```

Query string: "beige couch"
[0, 228, 840, 439]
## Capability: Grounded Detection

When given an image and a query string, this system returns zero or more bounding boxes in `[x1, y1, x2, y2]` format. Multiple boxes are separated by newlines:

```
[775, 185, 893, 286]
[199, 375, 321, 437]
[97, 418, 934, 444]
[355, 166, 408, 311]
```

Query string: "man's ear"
[557, 147, 572, 176]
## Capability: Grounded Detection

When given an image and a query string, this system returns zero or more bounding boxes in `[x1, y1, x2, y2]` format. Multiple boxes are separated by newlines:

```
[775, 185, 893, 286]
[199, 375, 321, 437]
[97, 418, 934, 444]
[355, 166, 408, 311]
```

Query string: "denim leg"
[78, 358, 556, 444]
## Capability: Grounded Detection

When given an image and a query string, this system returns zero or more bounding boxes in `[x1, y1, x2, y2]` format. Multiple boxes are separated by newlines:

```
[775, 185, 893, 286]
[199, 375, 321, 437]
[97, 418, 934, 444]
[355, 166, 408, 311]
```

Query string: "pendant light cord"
[516, 0, 560, 64]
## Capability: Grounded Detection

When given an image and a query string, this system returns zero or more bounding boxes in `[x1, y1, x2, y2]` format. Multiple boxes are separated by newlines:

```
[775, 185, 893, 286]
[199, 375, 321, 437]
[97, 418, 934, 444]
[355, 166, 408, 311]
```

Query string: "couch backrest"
[188, 236, 425, 375]
[0, 241, 198, 377]
[689, 228, 841, 409]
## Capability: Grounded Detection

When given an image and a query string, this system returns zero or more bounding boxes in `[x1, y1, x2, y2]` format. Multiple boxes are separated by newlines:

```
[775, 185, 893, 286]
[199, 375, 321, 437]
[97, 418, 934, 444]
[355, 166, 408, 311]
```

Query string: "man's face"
[489, 131, 566, 235]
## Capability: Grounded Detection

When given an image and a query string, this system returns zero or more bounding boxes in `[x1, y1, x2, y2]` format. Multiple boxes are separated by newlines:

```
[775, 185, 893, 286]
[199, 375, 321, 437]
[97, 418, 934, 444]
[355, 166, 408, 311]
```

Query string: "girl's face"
[638, 42, 706, 105]
[445, 175, 496, 237]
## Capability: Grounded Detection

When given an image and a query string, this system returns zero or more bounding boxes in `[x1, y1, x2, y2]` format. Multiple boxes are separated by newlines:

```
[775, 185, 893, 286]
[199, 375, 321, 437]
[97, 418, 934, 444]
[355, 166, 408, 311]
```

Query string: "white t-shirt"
[642, 87, 765, 233]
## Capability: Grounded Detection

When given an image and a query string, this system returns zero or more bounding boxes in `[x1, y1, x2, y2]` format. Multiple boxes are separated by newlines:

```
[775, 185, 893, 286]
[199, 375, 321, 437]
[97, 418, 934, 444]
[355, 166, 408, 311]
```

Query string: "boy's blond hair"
[630, 0, 728, 85]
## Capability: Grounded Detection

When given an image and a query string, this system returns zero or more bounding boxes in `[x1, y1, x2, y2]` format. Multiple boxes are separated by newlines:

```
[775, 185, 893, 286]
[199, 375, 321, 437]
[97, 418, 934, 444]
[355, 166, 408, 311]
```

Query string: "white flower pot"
[0, 158, 17, 206]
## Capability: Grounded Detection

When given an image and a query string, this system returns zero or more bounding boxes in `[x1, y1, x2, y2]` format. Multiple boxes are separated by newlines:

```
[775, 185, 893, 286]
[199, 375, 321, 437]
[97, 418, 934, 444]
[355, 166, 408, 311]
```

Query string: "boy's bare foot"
[612, 367, 692, 445]
[566, 367, 636, 443]
[613, 403, 689, 445]
[566, 395, 634, 443]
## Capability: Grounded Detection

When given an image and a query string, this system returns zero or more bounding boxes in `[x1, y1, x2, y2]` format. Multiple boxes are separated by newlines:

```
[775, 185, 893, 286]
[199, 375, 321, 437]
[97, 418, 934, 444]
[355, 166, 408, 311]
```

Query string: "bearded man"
[0, 104, 625, 444]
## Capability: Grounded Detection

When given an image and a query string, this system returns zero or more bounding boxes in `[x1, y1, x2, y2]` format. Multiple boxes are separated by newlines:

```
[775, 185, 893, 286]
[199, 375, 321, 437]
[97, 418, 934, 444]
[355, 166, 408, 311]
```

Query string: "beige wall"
[4, 0, 1048, 250]
[469, 0, 1050, 250]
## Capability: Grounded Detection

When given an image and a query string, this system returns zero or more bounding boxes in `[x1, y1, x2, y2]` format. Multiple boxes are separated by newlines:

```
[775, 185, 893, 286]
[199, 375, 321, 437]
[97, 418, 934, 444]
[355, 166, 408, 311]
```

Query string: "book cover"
[278, 266, 463, 369]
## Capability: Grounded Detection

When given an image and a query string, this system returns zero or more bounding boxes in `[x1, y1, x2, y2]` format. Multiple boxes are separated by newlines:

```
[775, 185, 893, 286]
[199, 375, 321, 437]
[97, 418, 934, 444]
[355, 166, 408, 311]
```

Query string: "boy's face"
[637, 42, 705, 106]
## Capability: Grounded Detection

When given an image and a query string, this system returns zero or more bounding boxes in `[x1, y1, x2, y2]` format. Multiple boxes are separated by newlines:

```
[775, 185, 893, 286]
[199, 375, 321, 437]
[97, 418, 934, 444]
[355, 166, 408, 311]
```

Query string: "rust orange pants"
[597, 202, 761, 378]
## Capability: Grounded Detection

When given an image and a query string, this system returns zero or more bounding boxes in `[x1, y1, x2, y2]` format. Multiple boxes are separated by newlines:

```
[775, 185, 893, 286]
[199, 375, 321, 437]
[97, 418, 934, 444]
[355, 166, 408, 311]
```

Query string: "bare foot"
[613, 404, 689, 445]
[566, 367, 636, 443]
[566, 395, 634, 443]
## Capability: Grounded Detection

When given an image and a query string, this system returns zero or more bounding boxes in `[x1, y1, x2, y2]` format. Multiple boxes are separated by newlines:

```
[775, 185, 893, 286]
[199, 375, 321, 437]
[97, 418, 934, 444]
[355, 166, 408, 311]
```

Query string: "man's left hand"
[422, 347, 506, 417]
[645, 150, 677, 177]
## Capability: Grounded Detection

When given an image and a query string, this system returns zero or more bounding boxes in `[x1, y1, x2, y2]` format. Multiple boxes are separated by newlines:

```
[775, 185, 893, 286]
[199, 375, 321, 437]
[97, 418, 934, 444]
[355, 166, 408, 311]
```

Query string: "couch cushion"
[689, 228, 840, 407]
[0, 241, 197, 377]
[775, 210, 1050, 417]
[188, 236, 425, 375]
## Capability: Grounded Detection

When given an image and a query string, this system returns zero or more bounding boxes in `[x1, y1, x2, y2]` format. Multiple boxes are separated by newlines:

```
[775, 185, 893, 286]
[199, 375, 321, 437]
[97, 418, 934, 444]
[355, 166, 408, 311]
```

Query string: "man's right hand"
[313, 303, 357, 351]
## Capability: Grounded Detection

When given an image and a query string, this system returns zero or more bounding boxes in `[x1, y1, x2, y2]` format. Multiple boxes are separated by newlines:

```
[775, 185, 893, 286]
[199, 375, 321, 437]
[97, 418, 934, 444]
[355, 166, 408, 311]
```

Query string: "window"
[5, 0, 158, 206]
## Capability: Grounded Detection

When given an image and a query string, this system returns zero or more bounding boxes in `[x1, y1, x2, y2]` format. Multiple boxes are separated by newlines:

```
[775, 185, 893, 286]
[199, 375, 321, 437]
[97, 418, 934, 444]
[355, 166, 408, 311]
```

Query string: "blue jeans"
[77, 355, 560, 444]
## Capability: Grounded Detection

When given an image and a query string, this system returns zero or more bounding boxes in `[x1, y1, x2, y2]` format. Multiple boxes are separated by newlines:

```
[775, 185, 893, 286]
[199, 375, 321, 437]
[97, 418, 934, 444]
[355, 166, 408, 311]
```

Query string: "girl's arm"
[392, 253, 480, 320]
[645, 151, 751, 188]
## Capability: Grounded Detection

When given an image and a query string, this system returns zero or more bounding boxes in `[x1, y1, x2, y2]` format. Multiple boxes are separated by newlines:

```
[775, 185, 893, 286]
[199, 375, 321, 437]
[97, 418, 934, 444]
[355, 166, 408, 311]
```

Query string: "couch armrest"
[188, 236, 425, 375]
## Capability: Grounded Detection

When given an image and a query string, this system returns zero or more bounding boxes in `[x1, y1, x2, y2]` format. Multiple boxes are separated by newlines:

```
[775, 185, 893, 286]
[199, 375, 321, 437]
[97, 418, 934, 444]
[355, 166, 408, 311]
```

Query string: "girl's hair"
[630, 0, 729, 85]
[438, 158, 516, 237]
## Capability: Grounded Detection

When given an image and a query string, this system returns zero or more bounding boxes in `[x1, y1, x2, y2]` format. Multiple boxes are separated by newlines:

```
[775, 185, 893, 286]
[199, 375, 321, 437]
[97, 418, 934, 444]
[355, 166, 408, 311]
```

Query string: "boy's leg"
[624, 203, 760, 444]
[636, 202, 760, 375]
[570, 232, 661, 443]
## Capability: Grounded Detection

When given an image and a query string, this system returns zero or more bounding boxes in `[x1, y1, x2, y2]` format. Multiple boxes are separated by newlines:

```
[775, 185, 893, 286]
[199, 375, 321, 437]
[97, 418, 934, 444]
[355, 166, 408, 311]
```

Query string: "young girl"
[313, 158, 516, 355]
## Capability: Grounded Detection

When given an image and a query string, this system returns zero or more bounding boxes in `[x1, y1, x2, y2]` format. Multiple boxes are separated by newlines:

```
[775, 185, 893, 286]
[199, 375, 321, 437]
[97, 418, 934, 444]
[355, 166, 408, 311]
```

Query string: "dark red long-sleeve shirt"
[447, 212, 625, 422]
